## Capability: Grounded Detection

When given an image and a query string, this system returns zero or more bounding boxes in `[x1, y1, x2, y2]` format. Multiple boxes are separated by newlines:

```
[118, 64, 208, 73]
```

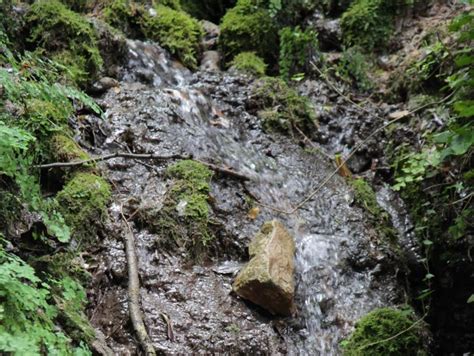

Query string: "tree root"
[120, 207, 157, 356]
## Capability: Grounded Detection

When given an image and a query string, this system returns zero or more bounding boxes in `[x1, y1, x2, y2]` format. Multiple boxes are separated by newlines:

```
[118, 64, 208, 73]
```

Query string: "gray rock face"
[200, 20, 220, 50]
[233, 220, 296, 316]
[200, 50, 221, 72]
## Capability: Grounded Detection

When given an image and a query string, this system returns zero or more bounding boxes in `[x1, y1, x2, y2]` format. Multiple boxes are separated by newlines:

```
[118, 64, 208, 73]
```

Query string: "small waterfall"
[91, 40, 409, 354]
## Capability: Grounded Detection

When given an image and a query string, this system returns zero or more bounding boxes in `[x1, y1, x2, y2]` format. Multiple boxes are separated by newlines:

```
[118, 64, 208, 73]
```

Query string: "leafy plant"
[279, 26, 318, 81]
[335, 46, 373, 91]
[341, 0, 396, 51]
[0, 243, 91, 354]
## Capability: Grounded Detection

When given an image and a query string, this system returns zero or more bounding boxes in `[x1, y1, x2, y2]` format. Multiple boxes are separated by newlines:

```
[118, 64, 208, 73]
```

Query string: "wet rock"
[89, 77, 119, 95]
[309, 11, 342, 50]
[200, 50, 221, 72]
[233, 220, 296, 316]
[200, 20, 220, 50]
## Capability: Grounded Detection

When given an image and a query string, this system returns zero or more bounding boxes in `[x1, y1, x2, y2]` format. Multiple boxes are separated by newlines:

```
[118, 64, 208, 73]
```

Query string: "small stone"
[233, 220, 296, 316]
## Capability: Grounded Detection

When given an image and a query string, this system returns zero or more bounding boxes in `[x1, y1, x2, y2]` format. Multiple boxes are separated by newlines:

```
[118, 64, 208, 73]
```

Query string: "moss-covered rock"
[103, 0, 145, 38]
[52, 277, 95, 344]
[250, 77, 316, 136]
[103, 1, 203, 68]
[341, 307, 427, 355]
[139, 160, 213, 258]
[279, 26, 318, 80]
[349, 178, 398, 243]
[340, 0, 397, 51]
[50, 134, 90, 163]
[230, 52, 267, 76]
[219, 0, 278, 66]
[140, 5, 204, 68]
[25, 0, 103, 86]
[56, 172, 111, 240]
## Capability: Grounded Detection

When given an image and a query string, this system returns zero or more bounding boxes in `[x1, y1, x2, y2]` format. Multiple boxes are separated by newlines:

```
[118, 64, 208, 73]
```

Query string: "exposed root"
[120, 206, 157, 356]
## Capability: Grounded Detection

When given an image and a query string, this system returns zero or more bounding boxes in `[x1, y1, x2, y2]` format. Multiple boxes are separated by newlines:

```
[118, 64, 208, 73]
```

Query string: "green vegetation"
[230, 52, 267, 76]
[139, 160, 213, 258]
[349, 178, 397, 243]
[341, 0, 396, 51]
[251, 77, 316, 136]
[25, 0, 103, 86]
[103, 1, 203, 68]
[50, 134, 90, 163]
[341, 307, 426, 355]
[219, 0, 278, 66]
[335, 46, 373, 92]
[0, 243, 92, 354]
[56, 172, 111, 241]
[141, 5, 204, 68]
[279, 26, 318, 81]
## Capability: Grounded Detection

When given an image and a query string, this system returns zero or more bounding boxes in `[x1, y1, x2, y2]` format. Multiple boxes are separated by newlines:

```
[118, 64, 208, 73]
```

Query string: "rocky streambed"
[77, 39, 418, 354]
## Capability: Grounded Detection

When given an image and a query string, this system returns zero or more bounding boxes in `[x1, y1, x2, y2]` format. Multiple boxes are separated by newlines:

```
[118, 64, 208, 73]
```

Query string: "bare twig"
[193, 159, 251, 181]
[35, 152, 251, 181]
[120, 205, 156, 356]
[295, 125, 333, 160]
[35, 152, 187, 169]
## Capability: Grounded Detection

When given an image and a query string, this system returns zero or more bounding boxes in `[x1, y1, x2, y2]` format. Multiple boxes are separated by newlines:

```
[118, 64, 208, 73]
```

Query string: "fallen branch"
[194, 159, 251, 181]
[120, 206, 156, 356]
[35, 152, 187, 169]
[35, 152, 251, 181]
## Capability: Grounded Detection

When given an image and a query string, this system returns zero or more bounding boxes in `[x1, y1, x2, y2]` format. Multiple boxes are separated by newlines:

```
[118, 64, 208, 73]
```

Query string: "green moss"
[140, 5, 204, 68]
[251, 77, 316, 136]
[279, 26, 318, 81]
[50, 134, 90, 163]
[103, 0, 145, 37]
[140, 160, 213, 258]
[103, 1, 203, 68]
[349, 178, 398, 243]
[219, 0, 278, 66]
[24, 99, 72, 135]
[166, 160, 212, 219]
[340, 0, 397, 51]
[26, 0, 103, 86]
[230, 52, 267, 76]
[56, 173, 111, 241]
[341, 307, 427, 355]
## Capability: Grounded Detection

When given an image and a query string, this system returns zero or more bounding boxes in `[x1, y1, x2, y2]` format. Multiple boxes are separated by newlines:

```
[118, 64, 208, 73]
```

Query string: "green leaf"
[467, 294, 474, 303]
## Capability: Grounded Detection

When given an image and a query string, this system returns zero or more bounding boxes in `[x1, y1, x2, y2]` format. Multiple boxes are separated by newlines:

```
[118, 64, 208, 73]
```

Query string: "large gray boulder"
[233, 220, 296, 316]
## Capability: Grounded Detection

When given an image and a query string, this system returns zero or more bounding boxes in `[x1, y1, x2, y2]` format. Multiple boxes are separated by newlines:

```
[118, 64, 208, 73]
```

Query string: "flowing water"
[83, 40, 413, 354]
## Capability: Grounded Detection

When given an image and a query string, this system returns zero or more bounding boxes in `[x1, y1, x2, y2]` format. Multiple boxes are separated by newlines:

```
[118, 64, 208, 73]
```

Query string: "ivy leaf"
[467, 294, 474, 303]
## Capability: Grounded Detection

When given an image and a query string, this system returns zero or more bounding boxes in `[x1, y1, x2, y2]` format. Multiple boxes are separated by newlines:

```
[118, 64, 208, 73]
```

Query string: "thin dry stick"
[120, 206, 156, 356]
[35, 152, 251, 181]
[295, 125, 333, 160]
[35, 152, 186, 169]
